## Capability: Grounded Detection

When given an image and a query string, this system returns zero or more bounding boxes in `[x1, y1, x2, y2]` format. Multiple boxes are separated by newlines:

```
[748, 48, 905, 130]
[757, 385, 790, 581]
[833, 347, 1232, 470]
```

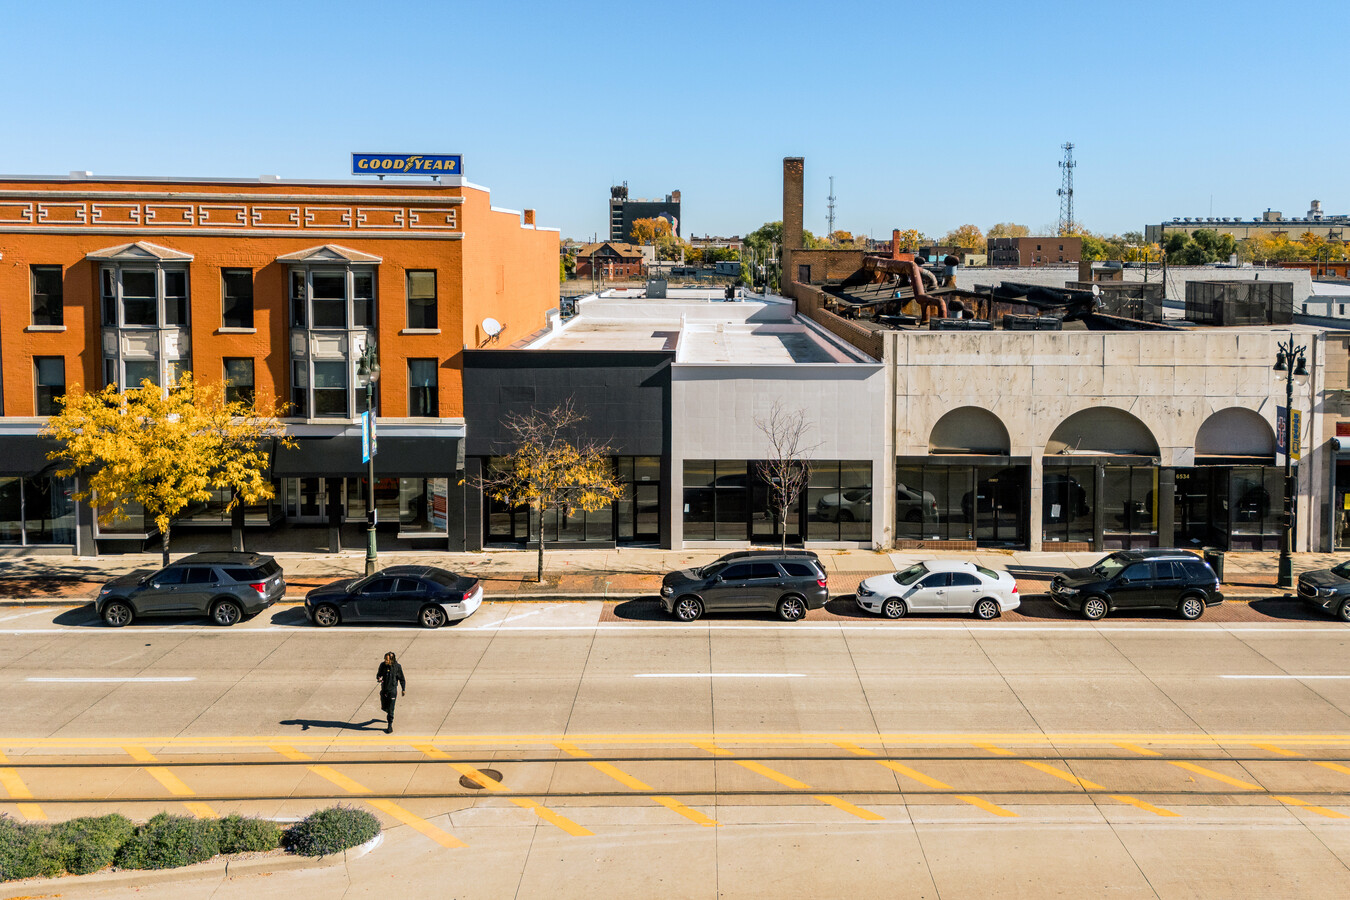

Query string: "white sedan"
[856, 560, 1019, 620]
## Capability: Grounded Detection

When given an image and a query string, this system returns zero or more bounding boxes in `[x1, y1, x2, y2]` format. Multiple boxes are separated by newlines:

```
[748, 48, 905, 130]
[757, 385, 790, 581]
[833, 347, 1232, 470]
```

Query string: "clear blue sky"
[3, 0, 1345, 241]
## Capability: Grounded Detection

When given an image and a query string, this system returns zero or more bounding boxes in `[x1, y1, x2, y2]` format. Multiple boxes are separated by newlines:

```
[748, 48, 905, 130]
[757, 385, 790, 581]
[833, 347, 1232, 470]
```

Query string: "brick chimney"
[892, 228, 902, 260]
[523, 209, 536, 226]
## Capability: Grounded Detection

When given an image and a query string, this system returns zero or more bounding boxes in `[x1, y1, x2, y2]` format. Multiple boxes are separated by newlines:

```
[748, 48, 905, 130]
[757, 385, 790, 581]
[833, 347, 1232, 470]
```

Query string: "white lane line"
[2, 624, 1349, 636]
[471, 607, 551, 629]
[1220, 675, 1350, 680]
[0, 609, 54, 623]
[26, 677, 196, 683]
[634, 673, 805, 678]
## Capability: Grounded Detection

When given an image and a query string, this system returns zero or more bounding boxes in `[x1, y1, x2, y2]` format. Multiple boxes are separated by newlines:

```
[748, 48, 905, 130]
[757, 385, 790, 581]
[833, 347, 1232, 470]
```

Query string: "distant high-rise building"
[609, 183, 681, 242]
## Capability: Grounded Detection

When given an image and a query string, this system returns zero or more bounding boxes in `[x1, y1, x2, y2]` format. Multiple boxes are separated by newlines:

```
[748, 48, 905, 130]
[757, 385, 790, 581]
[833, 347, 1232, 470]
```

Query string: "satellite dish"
[482, 317, 503, 338]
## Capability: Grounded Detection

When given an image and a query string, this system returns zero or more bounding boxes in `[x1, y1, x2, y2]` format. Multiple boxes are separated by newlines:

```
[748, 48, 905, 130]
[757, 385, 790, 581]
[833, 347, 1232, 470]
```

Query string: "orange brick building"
[0, 171, 559, 553]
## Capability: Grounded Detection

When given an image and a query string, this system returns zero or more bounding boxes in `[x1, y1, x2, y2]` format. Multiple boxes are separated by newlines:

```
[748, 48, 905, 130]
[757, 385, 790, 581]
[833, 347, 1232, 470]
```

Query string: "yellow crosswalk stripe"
[122, 745, 215, 818]
[0, 750, 44, 821]
[413, 744, 592, 837]
[556, 742, 718, 827]
[276, 745, 466, 847]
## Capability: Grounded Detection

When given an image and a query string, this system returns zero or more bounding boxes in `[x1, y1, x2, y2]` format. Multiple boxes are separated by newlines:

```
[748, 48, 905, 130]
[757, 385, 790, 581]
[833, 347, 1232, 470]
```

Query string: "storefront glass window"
[0, 476, 77, 545]
[683, 460, 716, 541]
[399, 478, 448, 534]
[808, 462, 873, 541]
[0, 478, 21, 544]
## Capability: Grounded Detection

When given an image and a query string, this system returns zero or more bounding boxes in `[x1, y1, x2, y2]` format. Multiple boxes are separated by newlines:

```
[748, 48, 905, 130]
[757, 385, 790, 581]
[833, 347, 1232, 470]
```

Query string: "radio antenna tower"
[826, 176, 836, 237]
[1057, 142, 1076, 235]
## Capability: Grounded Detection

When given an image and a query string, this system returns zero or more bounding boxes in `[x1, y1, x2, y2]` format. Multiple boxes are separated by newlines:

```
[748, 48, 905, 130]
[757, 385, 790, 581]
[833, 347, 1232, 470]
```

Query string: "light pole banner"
[1276, 407, 1302, 461]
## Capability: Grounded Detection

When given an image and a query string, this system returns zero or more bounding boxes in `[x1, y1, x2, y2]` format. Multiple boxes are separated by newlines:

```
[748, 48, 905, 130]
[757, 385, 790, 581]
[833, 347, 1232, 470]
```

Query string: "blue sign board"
[1276, 406, 1302, 460]
[361, 411, 378, 462]
[352, 153, 462, 176]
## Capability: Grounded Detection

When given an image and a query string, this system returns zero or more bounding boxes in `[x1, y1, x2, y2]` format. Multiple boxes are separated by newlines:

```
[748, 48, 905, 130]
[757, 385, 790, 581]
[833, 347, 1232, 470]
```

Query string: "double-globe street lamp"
[357, 341, 381, 576]
[1273, 339, 1308, 589]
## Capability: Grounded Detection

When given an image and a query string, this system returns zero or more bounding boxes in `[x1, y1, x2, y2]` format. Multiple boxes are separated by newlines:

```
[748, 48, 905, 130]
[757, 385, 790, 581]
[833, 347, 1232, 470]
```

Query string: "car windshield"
[1332, 562, 1350, 579]
[1093, 556, 1128, 578]
[701, 563, 726, 579]
[892, 563, 927, 586]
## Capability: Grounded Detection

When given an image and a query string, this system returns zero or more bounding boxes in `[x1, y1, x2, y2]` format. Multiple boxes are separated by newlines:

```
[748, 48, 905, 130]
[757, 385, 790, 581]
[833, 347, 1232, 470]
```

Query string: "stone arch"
[1045, 407, 1160, 457]
[1196, 407, 1276, 458]
[929, 406, 1011, 455]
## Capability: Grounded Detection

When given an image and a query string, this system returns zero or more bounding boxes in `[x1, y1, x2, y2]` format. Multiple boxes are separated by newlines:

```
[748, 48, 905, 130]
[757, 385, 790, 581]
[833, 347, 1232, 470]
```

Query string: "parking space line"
[414, 745, 592, 837]
[555, 742, 719, 827]
[877, 760, 1018, 817]
[1019, 760, 1179, 817]
[0, 750, 44, 821]
[122, 745, 215, 818]
[729, 759, 884, 821]
[1165, 759, 1345, 819]
[275, 746, 467, 847]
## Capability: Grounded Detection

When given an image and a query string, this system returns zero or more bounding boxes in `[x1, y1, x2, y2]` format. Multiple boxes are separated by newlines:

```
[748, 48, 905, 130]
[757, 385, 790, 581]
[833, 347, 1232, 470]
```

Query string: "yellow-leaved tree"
[41, 373, 295, 565]
[476, 401, 623, 583]
[942, 224, 987, 251]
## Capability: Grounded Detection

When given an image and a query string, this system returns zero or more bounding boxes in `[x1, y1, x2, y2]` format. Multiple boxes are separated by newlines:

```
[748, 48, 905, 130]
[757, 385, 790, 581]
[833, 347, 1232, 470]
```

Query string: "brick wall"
[791, 283, 884, 360]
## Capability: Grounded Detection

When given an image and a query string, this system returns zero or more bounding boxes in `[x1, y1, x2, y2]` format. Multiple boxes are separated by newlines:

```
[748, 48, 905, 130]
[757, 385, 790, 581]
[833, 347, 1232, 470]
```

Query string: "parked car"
[897, 483, 938, 523]
[305, 565, 483, 628]
[1297, 561, 1350, 621]
[855, 560, 1018, 620]
[96, 552, 285, 627]
[660, 550, 828, 622]
[816, 488, 872, 522]
[1049, 549, 1222, 621]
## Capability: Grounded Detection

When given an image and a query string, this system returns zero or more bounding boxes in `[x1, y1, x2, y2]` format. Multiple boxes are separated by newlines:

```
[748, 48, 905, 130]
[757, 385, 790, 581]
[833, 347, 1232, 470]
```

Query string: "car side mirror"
[712, 575, 724, 583]
[1118, 576, 1131, 584]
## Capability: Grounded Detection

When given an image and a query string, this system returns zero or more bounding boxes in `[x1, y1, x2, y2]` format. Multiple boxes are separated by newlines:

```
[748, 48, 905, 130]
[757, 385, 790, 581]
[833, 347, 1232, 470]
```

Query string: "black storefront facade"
[462, 349, 673, 550]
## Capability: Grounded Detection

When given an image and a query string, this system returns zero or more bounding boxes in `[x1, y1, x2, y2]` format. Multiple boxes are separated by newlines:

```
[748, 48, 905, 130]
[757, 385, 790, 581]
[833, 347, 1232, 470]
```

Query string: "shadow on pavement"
[51, 605, 104, 627]
[824, 596, 872, 619]
[609, 597, 667, 621]
[1247, 598, 1335, 622]
[279, 717, 385, 732]
[269, 607, 312, 627]
[1005, 598, 1077, 620]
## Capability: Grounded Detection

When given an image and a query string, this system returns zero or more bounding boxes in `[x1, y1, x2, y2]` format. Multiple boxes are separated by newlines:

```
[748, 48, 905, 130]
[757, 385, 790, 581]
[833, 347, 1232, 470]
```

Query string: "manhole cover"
[460, 768, 503, 790]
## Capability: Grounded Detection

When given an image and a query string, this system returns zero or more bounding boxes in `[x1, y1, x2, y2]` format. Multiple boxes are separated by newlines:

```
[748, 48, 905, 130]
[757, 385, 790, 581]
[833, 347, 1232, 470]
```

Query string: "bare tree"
[475, 400, 623, 583]
[754, 403, 818, 550]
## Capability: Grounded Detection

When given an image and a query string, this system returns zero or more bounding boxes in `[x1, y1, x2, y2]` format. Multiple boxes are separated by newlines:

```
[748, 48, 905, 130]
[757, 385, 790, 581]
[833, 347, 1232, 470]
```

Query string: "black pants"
[380, 693, 398, 721]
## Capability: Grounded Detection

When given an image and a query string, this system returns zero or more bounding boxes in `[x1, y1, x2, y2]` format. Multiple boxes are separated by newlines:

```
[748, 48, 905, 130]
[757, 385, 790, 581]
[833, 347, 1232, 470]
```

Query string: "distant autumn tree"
[629, 217, 673, 246]
[986, 223, 1030, 239]
[476, 401, 623, 583]
[42, 374, 293, 565]
[942, 224, 987, 251]
[893, 229, 924, 251]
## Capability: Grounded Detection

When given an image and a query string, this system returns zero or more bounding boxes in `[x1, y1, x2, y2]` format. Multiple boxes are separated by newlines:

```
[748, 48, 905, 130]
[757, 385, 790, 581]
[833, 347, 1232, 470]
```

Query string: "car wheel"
[1081, 595, 1108, 621]
[674, 596, 703, 622]
[313, 603, 340, 628]
[974, 598, 1001, 620]
[211, 599, 243, 627]
[777, 596, 806, 622]
[102, 601, 133, 627]
[1339, 600, 1350, 623]
[1178, 594, 1206, 621]
[419, 605, 447, 629]
[882, 597, 907, 619]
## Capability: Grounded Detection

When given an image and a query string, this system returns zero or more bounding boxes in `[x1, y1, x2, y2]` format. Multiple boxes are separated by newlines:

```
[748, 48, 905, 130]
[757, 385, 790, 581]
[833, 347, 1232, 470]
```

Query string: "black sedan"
[305, 566, 483, 628]
[1297, 562, 1350, 621]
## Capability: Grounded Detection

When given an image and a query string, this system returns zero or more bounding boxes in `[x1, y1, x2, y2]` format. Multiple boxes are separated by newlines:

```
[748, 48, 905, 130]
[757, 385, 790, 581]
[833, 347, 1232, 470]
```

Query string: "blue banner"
[352, 153, 462, 176]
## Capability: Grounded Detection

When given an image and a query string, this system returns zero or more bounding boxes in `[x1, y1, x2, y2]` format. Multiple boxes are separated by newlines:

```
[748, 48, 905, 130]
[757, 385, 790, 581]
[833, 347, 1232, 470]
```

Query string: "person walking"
[376, 651, 406, 734]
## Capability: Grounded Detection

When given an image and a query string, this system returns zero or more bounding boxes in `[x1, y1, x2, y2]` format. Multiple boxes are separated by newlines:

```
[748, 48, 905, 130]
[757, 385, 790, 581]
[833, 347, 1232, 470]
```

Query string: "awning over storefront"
[0, 436, 63, 476]
[271, 436, 462, 478]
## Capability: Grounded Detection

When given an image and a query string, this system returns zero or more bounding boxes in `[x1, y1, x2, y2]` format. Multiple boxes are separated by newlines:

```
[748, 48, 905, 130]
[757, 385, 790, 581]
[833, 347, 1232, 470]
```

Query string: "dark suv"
[96, 552, 286, 627]
[1049, 549, 1222, 621]
[660, 550, 828, 622]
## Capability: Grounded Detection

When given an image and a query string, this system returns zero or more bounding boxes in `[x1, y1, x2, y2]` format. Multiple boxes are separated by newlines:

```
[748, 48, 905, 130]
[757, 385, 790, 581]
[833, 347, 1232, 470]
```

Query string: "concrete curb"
[0, 831, 383, 899]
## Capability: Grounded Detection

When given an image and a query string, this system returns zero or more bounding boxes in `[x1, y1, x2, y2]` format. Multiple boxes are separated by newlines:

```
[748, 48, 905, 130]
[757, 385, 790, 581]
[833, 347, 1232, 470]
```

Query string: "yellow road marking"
[973, 741, 1016, 756]
[879, 760, 1016, 817]
[691, 741, 735, 756]
[730, 759, 883, 821]
[834, 741, 877, 756]
[1168, 760, 1263, 791]
[1020, 760, 1178, 817]
[0, 750, 44, 821]
[555, 742, 718, 827]
[279, 746, 466, 847]
[1272, 795, 1349, 818]
[1315, 761, 1350, 777]
[1252, 743, 1303, 757]
[1249, 744, 1350, 779]
[123, 745, 215, 818]
[1115, 742, 1161, 756]
[413, 745, 592, 837]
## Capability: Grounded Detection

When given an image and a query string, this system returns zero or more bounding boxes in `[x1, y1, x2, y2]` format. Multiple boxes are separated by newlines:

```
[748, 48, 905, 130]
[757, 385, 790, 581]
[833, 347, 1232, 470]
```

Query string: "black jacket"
[377, 661, 405, 697]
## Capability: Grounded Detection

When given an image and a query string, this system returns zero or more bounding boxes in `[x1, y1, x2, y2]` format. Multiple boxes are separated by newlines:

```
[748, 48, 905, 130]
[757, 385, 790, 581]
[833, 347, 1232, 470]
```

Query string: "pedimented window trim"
[276, 244, 383, 264]
[85, 240, 193, 261]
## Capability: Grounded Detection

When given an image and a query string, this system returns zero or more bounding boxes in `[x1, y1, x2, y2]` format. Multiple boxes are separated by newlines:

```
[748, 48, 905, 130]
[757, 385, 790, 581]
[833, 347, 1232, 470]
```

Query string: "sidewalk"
[0, 546, 1325, 604]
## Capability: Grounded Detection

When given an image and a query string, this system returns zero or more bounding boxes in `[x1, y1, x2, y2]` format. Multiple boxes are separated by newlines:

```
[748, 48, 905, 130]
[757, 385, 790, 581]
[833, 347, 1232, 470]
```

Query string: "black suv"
[1049, 549, 1222, 621]
[96, 552, 286, 627]
[1297, 561, 1350, 621]
[660, 550, 829, 622]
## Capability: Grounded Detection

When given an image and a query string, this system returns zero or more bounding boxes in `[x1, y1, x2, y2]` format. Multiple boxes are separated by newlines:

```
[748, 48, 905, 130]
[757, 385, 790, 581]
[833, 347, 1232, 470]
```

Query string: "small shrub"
[115, 814, 220, 870]
[51, 814, 134, 875]
[285, 806, 380, 857]
[0, 816, 64, 882]
[216, 815, 280, 854]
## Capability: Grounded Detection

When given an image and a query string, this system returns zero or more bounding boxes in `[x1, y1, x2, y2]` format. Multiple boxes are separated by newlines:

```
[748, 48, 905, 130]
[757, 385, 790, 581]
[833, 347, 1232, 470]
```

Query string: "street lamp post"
[1273, 339, 1308, 589]
[357, 342, 381, 576]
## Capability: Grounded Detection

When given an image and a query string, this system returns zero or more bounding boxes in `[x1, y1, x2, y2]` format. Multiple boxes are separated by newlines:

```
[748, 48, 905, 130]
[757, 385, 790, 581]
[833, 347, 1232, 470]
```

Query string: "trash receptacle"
[1203, 549, 1225, 582]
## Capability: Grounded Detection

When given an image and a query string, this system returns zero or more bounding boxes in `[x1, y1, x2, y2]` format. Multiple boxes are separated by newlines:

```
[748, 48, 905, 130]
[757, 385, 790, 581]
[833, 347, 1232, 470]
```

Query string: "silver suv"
[660, 550, 829, 622]
[96, 553, 286, 627]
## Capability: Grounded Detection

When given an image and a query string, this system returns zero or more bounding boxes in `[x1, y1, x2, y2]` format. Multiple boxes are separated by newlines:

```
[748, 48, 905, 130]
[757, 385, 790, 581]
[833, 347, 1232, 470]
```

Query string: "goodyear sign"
[352, 153, 462, 176]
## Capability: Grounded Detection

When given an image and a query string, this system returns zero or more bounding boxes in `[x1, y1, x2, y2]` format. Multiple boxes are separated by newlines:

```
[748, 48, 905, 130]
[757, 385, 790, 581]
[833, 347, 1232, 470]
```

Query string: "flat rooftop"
[530, 289, 874, 363]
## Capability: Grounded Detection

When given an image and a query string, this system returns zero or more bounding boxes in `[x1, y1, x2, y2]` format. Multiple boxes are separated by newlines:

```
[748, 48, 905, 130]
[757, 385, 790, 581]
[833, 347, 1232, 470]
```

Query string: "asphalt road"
[3, 599, 1350, 898]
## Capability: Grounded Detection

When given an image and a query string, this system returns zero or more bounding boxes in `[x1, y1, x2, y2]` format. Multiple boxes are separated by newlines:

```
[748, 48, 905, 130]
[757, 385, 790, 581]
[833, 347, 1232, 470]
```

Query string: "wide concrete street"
[3, 582, 1350, 898]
